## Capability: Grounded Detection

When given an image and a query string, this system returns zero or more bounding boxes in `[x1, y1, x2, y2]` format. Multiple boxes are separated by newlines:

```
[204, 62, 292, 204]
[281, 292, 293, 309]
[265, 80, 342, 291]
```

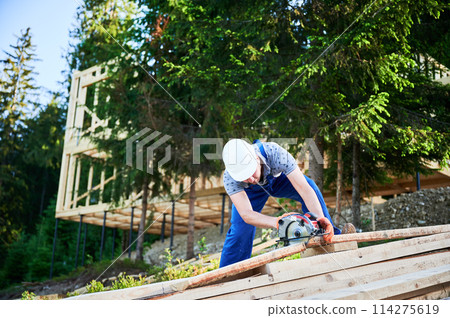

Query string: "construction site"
[2, 1, 450, 308]
[43, 64, 448, 300]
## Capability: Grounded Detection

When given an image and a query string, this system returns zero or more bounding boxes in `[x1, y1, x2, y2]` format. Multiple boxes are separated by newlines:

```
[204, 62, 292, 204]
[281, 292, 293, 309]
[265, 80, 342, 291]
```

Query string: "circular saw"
[277, 213, 325, 246]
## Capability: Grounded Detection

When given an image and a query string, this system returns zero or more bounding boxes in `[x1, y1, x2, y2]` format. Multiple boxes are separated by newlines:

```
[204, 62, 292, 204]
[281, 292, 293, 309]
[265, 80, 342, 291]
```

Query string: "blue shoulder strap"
[253, 139, 267, 160]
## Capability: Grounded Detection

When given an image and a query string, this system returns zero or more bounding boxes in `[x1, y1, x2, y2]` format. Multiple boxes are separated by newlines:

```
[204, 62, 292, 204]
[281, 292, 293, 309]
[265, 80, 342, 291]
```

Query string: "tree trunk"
[186, 172, 197, 260]
[335, 131, 343, 227]
[135, 176, 149, 261]
[309, 122, 324, 193]
[352, 140, 361, 229]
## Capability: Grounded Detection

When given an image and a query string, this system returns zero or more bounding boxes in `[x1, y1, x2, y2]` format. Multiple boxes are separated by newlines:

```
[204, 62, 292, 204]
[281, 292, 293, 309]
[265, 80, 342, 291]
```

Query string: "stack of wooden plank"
[70, 224, 450, 300]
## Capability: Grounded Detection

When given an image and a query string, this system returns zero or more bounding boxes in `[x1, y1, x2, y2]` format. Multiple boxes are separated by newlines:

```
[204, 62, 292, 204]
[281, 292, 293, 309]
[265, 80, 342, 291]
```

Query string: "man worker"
[220, 138, 341, 267]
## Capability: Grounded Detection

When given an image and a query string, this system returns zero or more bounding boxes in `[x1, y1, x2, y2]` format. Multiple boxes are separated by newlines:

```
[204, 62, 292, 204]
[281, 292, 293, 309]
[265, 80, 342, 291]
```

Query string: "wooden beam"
[170, 243, 308, 292]
[404, 282, 450, 300]
[56, 153, 70, 211]
[75, 174, 116, 206]
[64, 155, 77, 209]
[68, 278, 191, 300]
[265, 232, 450, 282]
[208, 251, 450, 300]
[164, 232, 450, 300]
[86, 164, 94, 206]
[301, 264, 450, 300]
[306, 224, 450, 247]
[73, 157, 82, 209]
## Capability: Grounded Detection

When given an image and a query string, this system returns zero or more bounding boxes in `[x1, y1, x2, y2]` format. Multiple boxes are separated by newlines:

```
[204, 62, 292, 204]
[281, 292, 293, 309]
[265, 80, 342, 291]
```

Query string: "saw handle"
[304, 212, 319, 220]
[317, 217, 334, 243]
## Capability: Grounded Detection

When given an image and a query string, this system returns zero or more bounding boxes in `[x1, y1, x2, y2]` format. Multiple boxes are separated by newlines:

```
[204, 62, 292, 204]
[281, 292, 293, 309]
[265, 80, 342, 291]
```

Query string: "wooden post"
[64, 155, 77, 210]
[86, 164, 94, 206]
[56, 154, 69, 211]
[73, 157, 81, 209]
[99, 169, 105, 203]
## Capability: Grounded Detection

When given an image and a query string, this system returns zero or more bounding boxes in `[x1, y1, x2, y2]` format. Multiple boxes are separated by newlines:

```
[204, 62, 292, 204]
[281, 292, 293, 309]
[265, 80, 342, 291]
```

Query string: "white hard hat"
[222, 139, 258, 182]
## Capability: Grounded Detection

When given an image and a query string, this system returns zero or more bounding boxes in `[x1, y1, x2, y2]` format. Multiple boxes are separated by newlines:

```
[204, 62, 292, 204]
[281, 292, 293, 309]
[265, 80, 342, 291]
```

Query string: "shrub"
[21, 291, 36, 300]
[86, 280, 105, 293]
[111, 273, 146, 290]
[156, 249, 219, 282]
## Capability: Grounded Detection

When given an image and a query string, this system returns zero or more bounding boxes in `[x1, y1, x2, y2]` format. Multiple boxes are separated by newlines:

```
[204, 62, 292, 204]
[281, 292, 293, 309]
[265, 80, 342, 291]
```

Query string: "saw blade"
[278, 214, 316, 246]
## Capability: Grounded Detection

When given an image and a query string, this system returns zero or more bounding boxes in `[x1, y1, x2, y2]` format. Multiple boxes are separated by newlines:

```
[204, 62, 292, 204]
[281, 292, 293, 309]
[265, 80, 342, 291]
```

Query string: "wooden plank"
[406, 282, 450, 300]
[211, 251, 450, 300]
[75, 174, 115, 205]
[72, 157, 81, 209]
[386, 281, 450, 300]
[86, 164, 94, 206]
[56, 153, 69, 211]
[99, 169, 105, 203]
[300, 241, 358, 258]
[252, 240, 358, 258]
[306, 224, 450, 247]
[68, 278, 189, 300]
[169, 242, 308, 292]
[265, 232, 450, 283]
[163, 233, 450, 300]
[251, 238, 278, 255]
[301, 264, 450, 300]
[64, 155, 77, 209]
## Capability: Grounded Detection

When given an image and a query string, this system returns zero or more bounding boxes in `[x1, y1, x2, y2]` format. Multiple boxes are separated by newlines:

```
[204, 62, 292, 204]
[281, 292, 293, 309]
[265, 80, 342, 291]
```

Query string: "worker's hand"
[276, 212, 297, 230]
[317, 217, 334, 243]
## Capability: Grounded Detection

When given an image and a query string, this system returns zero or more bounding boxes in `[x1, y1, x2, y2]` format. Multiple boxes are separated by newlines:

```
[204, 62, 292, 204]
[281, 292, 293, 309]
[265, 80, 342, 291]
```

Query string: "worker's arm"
[229, 191, 278, 229]
[286, 166, 334, 242]
[286, 166, 324, 218]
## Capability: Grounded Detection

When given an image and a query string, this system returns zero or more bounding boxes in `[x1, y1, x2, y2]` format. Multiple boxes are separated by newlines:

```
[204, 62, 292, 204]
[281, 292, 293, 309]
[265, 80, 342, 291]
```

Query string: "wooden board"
[70, 228, 450, 300]
[300, 241, 358, 258]
[405, 282, 450, 300]
[265, 232, 450, 282]
[258, 252, 450, 300]
[68, 278, 189, 300]
[300, 264, 450, 300]
[306, 224, 450, 247]
[163, 233, 450, 300]
[169, 242, 308, 292]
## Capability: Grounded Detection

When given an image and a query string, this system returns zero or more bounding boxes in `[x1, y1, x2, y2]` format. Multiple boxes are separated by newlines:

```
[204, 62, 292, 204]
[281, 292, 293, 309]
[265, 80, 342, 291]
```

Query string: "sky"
[0, 0, 81, 105]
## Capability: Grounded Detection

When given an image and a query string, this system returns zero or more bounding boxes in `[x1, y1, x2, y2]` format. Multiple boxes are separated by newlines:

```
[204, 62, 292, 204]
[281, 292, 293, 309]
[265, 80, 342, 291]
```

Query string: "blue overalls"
[219, 140, 340, 268]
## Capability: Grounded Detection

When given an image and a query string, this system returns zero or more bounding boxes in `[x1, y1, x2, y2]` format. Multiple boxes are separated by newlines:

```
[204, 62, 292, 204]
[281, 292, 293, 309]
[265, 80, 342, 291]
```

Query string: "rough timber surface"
[69, 225, 450, 300]
[163, 234, 450, 300]
[301, 265, 450, 300]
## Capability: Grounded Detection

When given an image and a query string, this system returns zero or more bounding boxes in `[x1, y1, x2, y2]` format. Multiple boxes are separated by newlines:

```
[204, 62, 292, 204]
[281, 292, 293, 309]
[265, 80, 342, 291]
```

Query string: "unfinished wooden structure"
[69, 224, 450, 300]
[55, 65, 281, 237]
[56, 63, 450, 239]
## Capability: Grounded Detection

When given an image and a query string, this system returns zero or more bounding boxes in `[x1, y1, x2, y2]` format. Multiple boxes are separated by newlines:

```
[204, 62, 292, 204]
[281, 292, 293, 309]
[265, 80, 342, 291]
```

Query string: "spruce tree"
[0, 27, 39, 246]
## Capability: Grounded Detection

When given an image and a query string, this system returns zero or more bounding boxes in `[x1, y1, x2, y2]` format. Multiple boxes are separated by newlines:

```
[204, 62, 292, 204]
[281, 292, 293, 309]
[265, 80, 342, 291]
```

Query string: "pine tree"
[0, 27, 39, 246]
